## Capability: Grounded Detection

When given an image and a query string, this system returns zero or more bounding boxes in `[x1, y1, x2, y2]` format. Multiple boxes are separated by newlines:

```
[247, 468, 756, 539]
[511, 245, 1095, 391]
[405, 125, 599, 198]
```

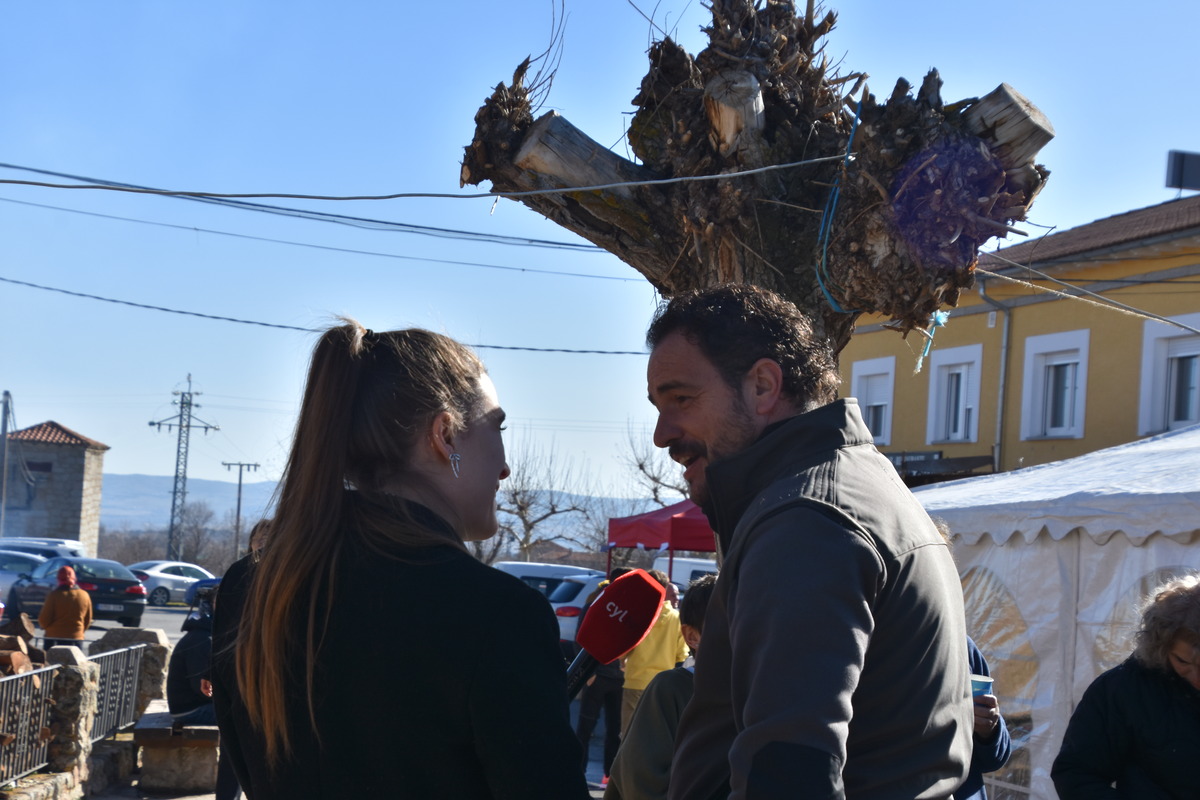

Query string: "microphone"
[566, 569, 666, 700]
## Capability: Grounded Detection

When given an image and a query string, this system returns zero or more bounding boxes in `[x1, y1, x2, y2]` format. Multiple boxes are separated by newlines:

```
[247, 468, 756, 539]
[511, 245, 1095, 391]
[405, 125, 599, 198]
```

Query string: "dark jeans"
[174, 704, 242, 800]
[575, 672, 623, 776]
[43, 638, 85, 650]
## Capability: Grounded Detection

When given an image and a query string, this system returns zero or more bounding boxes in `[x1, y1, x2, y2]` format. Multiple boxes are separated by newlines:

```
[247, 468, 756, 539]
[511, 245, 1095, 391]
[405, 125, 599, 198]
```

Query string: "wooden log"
[0, 636, 28, 655]
[0, 650, 28, 666]
[962, 83, 1055, 169]
[703, 69, 765, 158]
[510, 111, 659, 200]
[5, 651, 32, 680]
[0, 612, 36, 642]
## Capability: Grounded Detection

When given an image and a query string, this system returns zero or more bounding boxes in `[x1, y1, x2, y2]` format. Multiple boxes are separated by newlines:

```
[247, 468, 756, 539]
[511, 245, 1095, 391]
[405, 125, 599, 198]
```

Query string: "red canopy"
[607, 499, 716, 552]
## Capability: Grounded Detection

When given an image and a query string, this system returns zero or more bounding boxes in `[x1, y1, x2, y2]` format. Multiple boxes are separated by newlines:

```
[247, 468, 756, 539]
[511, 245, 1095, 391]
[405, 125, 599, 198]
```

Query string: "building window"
[1021, 330, 1089, 439]
[1138, 313, 1200, 434]
[926, 344, 983, 444]
[850, 356, 895, 444]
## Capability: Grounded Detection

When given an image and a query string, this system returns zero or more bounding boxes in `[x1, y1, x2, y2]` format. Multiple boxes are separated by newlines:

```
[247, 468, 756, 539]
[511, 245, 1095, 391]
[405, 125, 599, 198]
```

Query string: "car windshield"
[72, 559, 137, 581]
[548, 579, 590, 603]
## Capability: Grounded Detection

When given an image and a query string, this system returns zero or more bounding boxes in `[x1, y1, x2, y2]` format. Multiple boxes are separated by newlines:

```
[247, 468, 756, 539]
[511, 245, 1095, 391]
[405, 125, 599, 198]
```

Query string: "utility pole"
[150, 375, 218, 561]
[0, 391, 10, 538]
[223, 461, 259, 559]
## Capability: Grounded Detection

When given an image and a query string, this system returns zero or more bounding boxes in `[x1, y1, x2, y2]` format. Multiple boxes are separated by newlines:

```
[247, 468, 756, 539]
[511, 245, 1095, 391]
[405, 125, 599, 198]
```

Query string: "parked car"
[548, 573, 608, 657]
[0, 537, 87, 559]
[184, 577, 223, 606]
[7, 557, 147, 627]
[492, 561, 604, 597]
[127, 561, 216, 606]
[0, 549, 46, 601]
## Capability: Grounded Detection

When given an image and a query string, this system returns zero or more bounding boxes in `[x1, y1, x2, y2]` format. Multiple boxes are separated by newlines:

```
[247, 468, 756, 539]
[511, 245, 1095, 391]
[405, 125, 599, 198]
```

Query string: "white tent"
[913, 425, 1200, 799]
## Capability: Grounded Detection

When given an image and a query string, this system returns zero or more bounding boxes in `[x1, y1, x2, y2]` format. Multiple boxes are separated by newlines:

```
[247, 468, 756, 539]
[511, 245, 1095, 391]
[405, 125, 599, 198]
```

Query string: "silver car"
[0, 549, 46, 603]
[127, 560, 216, 606]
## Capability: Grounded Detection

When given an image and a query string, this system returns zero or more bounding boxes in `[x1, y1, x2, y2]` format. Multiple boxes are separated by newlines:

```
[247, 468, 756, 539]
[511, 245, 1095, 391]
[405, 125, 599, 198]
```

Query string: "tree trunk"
[462, 0, 1052, 354]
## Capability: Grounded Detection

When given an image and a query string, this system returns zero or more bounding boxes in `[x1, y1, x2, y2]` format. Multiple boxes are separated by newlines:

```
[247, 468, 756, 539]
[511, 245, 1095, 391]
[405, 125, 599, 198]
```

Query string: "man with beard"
[645, 285, 972, 800]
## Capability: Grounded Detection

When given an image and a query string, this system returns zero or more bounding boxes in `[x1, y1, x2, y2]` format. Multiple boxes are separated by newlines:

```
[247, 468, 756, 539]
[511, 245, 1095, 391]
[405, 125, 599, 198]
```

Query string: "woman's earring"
[450, 453, 462, 479]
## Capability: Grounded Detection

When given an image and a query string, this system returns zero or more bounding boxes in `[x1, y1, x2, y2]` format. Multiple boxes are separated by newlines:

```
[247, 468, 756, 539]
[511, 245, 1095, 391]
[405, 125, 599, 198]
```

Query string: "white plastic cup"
[970, 674, 994, 697]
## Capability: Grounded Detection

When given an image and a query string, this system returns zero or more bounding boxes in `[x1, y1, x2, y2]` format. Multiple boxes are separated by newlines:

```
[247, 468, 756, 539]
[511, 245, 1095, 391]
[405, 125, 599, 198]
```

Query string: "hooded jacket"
[668, 400, 972, 800]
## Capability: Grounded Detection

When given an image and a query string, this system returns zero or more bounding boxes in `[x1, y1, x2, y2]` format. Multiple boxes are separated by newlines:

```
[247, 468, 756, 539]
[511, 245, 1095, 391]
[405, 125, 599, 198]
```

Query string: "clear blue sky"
[2, 0, 1195, 498]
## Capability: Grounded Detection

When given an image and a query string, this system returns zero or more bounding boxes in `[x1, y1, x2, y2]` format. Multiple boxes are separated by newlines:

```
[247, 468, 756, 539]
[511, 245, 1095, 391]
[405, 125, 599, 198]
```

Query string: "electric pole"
[0, 390, 11, 538]
[223, 461, 259, 559]
[150, 375, 218, 561]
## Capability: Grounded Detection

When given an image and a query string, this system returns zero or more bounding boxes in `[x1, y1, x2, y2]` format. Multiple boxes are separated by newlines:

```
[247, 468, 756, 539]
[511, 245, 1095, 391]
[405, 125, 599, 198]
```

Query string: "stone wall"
[78, 449, 104, 557]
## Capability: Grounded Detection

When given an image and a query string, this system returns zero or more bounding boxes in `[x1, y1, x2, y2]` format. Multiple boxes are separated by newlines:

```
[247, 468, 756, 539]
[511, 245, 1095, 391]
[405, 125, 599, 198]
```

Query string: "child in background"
[604, 574, 717, 800]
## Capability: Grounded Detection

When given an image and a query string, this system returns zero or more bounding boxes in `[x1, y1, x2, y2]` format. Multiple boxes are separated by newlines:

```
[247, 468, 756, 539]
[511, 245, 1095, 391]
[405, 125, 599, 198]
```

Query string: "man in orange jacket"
[39, 565, 93, 649]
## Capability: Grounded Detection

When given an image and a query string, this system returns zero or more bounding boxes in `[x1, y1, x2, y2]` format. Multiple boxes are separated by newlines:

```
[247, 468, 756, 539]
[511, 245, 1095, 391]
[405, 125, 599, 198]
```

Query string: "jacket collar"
[703, 399, 872, 551]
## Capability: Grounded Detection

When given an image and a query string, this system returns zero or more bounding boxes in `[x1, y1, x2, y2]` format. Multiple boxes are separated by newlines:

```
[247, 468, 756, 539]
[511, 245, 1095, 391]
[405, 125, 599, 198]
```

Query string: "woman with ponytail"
[211, 322, 589, 799]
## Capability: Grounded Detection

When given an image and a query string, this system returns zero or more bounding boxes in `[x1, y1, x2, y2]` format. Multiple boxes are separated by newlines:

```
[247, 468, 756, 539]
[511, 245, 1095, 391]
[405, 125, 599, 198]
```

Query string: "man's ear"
[743, 358, 786, 417]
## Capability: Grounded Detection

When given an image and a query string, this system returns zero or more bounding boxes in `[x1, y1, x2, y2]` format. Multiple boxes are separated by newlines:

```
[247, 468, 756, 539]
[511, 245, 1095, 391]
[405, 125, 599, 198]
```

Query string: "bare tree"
[624, 428, 688, 507]
[495, 441, 590, 562]
[177, 501, 216, 566]
[98, 524, 166, 565]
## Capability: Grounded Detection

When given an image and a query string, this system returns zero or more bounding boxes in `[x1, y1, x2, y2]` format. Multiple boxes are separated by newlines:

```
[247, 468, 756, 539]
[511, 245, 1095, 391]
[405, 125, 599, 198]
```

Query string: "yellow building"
[839, 195, 1200, 482]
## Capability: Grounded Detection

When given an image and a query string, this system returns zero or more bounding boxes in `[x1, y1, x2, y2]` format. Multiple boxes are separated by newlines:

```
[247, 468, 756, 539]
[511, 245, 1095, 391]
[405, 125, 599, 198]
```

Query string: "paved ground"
[90, 693, 612, 799]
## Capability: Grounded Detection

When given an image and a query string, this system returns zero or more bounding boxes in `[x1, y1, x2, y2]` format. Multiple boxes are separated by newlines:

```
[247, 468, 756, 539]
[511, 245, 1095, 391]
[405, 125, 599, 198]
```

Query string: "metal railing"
[90, 644, 146, 742]
[0, 664, 61, 785]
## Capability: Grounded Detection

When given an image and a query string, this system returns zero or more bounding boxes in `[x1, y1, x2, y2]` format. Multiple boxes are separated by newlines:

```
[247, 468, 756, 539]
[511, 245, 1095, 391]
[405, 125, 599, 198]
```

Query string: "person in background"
[210, 322, 589, 800]
[605, 574, 718, 800]
[1052, 573, 1200, 798]
[576, 567, 632, 785]
[167, 587, 241, 800]
[620, 568, 689, 738]
[961, 637, 1011, 800]
[39, 565, 92, 649]
[646, 285, 972, 799]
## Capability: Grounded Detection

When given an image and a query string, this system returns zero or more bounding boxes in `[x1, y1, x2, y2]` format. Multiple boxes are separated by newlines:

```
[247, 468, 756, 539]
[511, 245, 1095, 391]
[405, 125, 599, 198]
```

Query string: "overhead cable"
[0, 275, 646, 355]
[0, 197, 634, 282]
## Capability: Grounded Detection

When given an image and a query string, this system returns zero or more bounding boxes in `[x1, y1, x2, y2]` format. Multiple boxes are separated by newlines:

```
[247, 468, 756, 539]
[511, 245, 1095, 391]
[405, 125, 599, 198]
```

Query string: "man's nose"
[499, 461, 511, 480]
[652, 415, 677, 449]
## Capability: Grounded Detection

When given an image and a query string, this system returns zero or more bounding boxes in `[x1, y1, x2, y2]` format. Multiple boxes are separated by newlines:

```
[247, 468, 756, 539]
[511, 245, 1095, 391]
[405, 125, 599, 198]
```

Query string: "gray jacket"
[668, 400, 972, 800]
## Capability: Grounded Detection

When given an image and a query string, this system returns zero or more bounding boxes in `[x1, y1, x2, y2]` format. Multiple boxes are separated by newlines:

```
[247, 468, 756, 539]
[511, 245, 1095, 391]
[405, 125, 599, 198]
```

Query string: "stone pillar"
[88, 628, 171, 717]
[46, 646, 100, 781]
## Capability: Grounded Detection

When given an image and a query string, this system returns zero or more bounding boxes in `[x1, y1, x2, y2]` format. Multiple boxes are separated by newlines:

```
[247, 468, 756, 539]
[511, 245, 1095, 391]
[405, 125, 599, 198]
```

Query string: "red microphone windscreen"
[576, 569, 666, 664]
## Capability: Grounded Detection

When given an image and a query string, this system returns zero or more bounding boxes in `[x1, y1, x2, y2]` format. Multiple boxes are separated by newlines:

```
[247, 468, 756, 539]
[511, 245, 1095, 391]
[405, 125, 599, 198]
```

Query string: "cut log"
[704, 70, 765, 159]
[0, 613, 35, 642]
[5, 651, 31, 675]
[0, 636, 28, 655]
[962, 83, 1055, 169]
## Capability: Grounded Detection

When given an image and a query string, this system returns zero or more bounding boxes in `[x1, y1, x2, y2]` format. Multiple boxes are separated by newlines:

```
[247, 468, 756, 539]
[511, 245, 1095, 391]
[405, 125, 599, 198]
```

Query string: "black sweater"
[211, 503, 589, 799]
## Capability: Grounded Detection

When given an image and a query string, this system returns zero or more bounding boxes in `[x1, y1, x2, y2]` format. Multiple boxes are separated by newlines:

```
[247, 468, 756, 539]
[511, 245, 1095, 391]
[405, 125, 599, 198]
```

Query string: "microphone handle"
[565, 649, 600, 700]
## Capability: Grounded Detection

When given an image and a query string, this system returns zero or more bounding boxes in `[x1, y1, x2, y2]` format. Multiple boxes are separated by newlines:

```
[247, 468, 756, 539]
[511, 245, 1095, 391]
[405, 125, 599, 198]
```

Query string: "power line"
[0, 153, 849, 202]
[0, 196, 633, 282]
[0, 274, 647, 355]
[0, 163, 602, 251]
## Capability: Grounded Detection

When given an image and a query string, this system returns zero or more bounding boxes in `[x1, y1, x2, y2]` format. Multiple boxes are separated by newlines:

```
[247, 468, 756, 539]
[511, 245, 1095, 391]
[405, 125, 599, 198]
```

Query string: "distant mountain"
[101, 474, 277, 531]
[100, 474, 665, 544]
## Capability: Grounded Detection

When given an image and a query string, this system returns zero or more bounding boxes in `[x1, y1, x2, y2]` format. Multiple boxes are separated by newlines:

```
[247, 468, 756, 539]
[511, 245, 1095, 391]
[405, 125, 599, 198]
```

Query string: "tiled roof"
[7, 421, 110, 450]
[980, 194, 1200, 269]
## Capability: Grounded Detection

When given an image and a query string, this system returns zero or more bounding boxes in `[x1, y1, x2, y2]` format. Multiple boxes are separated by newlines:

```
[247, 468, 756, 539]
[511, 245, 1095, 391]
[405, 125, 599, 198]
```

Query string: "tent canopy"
[914, 424, 1200, 546]
[607, 499, 716, 552]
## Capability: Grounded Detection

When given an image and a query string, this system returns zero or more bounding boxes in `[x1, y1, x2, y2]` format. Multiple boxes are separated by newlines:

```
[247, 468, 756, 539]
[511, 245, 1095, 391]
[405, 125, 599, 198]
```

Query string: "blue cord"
[815, 98, 863, 314]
